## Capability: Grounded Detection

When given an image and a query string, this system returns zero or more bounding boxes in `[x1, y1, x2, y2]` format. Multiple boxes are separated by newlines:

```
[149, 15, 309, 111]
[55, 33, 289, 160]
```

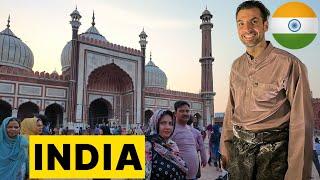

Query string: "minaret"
[68, 7, 81, 123]
[7, 14, 10, 28]
[139, 28, 148, 126]
[199, 8, 215, 127]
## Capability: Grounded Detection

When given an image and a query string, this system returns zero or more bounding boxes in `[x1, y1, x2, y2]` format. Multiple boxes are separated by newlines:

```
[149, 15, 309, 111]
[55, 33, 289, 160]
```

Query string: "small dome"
[0, 19, 34, 71]
[202, 9, 211, 16]
[60, 41, 72, 72]
[79, 26, 107, 42]
[79, 11, 107, 42]
[139, 28, 147, 38]
[200, 9, 212, 19]
[70, 9, 81, 18]
[145, 57, 167, 89]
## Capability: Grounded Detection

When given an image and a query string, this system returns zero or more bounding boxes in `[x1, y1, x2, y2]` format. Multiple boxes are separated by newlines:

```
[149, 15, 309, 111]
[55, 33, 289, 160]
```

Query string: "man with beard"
[172, 101, 200, 179]
[220, 1, 313, 180]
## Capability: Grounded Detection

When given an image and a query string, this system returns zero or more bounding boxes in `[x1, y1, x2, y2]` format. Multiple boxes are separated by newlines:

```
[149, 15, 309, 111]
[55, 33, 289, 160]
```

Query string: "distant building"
[0, 8, 216, 129]
[214, 112, 224, 126]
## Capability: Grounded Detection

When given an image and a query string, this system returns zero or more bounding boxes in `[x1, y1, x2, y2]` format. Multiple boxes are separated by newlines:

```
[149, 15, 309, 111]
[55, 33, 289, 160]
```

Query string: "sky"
[0, 0, 319, 112]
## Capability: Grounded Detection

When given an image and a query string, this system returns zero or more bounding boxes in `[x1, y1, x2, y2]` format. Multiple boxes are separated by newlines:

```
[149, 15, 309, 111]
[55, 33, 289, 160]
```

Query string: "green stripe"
[272, 33, 317, 49]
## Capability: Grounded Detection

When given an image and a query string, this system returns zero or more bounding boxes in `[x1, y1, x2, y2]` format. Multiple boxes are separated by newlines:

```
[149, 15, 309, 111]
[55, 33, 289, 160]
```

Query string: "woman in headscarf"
[0, 117, 28, 180]
[145, 109, 188, 180]
[20, 116, 43, 180]
[21, 117, 43, 139]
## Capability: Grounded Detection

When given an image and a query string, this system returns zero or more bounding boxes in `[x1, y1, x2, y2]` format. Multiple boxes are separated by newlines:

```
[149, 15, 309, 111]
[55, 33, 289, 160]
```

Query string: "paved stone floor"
[200, 164, 320, 180]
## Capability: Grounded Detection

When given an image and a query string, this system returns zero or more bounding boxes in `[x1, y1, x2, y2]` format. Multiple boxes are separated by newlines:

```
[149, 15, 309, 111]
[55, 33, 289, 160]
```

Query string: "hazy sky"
[1, 0, 319, 112]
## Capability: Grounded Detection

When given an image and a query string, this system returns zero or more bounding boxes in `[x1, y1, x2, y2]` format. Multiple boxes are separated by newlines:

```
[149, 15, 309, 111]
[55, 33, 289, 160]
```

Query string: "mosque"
[0, 8, 216, 130]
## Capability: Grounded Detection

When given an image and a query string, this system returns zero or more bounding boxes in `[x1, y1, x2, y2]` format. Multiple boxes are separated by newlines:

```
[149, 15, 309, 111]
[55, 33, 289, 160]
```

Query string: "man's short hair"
[236, 0, 270, 22]
[174, 100, 190, 111]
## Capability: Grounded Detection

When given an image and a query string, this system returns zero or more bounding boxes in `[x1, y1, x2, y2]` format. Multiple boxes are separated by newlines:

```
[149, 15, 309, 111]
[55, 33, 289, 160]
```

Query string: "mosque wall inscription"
[19, 85, 42, 96]
[0, 82, 14, 94]
[46, 87, 67, 98]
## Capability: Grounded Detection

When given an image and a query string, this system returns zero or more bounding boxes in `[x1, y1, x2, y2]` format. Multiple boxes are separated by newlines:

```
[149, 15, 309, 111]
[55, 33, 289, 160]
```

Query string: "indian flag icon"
[271, 2, 318, 49]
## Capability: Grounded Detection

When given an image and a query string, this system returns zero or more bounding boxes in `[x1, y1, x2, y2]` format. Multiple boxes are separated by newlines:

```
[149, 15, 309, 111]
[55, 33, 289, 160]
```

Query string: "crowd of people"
[2, 0, 318, 179]
[0, 100, 221, 180]
[144, 100, 222, 180]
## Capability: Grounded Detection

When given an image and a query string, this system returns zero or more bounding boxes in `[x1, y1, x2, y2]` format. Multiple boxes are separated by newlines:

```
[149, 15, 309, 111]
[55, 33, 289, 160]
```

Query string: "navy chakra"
[288, 19, 301, 32]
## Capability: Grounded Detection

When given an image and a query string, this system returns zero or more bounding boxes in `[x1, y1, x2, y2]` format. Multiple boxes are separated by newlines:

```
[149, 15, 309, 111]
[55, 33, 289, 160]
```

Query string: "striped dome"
[0, 22, 34, 70]
[145, 59, 167, 89]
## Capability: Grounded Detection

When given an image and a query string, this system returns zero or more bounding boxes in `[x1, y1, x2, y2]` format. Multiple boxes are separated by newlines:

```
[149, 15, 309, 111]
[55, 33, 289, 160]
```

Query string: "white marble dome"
[80, 25, 107, 42]
[145, 59, 167, 89]
[60, 41, 72, 72]
[0, 23, 34, 70]
[61, 23, 107, 72]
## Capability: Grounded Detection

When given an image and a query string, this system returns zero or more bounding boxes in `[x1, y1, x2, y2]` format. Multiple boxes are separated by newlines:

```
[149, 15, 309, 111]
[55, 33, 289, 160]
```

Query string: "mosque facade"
[0, 8, 217, 130]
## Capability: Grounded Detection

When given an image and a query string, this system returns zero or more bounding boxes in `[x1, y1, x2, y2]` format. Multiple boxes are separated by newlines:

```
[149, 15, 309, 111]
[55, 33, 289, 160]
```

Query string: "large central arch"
[87, 63, 134, 126]
[88, 98, 112, 127]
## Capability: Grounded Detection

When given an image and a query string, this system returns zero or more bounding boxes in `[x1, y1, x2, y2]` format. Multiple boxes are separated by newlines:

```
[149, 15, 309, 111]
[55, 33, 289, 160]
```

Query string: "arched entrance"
[45, 103, 64, 128]
[87, 63, 134, 125]
[0, 100, 12, 125]
[89, 98, 112, 127]
[17, 102, 39, 120]
[144, 110, 154, 125]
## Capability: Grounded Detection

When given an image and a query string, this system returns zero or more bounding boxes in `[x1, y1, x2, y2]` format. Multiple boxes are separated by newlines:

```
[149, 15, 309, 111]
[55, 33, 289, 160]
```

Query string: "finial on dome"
[92, 10, 95, 26]
[7, 14, 10, 28]
[150, 51, 152, 61]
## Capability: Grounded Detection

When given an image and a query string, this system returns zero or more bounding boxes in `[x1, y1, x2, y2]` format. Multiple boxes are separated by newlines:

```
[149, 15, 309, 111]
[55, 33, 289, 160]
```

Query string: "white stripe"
[270, 18, 318, 33]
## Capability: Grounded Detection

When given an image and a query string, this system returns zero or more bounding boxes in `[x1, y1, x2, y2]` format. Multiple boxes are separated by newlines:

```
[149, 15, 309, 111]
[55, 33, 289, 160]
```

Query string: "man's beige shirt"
[221, 42, 313, 180]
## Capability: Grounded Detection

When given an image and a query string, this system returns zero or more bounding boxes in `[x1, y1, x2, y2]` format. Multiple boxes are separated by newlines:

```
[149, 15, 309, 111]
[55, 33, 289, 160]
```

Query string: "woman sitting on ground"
[145, 109, 188, 180]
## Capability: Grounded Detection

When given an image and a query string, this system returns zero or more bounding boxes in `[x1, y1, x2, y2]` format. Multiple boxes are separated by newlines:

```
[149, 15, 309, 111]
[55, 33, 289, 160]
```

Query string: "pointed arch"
[45, 103, 64, 128]
[17, 101, 39, 120]
[0, 100, 12, 125]
[87, 63, 133, 93]
[88, 98, 113, 127]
